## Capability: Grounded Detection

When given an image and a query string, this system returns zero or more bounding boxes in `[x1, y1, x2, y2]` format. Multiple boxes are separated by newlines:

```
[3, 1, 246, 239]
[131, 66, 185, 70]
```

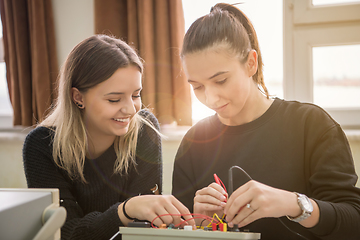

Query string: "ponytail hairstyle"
[40, 34, 159, 182]
[181, 3, 269, 98]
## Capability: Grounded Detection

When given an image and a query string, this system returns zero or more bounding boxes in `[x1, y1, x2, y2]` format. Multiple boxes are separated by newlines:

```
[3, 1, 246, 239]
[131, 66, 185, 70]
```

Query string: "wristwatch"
[286, 192, 313, 222]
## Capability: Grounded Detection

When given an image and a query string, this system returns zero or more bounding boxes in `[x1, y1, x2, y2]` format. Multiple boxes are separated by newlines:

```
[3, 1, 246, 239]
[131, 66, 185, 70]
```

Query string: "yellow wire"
[214, 213, 223, 223]
[206, 213, 224, 228]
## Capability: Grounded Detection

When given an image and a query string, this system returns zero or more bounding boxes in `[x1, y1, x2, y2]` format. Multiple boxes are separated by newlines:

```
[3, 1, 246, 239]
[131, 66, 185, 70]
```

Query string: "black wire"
[228, 165, 310, 240]
[228, 165, 253, 196]
[278, 218, 310, 240]
[199, 218, 207, 228]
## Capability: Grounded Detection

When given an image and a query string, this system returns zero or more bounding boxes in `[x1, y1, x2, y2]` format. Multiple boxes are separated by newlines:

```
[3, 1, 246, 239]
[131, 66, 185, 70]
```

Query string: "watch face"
[303, 199, 311, 208]
[300, 195, 313, 211]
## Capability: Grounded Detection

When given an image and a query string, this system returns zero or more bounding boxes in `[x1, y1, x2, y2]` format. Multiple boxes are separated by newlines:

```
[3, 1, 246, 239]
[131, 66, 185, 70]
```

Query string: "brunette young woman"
[23, 34, 195, 240]
[172, 3, 360, 240]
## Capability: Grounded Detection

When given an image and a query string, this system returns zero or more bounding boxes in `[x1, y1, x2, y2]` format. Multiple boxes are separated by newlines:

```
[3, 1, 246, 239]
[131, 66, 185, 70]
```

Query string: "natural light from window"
[313, 44, 360, 108]
[0, 18, 12, 116]
[312, 0, 360, 6]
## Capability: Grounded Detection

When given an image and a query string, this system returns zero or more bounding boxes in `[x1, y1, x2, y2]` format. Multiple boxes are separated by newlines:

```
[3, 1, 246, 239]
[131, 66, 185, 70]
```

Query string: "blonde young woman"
[23, 35, 194, 240]
[172, 3, 360, 240]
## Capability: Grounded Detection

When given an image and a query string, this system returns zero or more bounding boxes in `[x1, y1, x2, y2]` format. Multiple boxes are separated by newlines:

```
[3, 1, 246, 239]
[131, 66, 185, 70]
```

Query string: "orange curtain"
[0, 0, 58, 126]
[94, 0, 192, 125]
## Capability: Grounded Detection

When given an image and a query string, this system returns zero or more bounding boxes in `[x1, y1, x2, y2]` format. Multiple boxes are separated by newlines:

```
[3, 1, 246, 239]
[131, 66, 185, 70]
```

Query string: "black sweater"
[23, 110, 162, 240]
[172, 98, 360, 240]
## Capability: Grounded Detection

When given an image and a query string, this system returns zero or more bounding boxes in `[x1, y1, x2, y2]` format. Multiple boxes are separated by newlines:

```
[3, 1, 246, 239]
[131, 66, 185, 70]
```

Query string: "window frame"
[283, 0, 360, 128]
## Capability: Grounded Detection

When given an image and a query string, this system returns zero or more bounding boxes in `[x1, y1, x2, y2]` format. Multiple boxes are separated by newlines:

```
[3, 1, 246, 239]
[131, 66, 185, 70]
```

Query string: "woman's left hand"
[224, 180, 302, 228]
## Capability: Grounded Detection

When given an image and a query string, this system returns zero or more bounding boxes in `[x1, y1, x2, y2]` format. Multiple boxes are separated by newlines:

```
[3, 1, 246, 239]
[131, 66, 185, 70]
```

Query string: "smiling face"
[72, 65, 142, 141]
[182, 47, 268, 126]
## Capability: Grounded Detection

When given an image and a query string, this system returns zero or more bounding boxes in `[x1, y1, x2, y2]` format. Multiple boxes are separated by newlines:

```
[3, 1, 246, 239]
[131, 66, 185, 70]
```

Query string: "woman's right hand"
[193, 182, 228, 225]
[118, 195, 196, 228]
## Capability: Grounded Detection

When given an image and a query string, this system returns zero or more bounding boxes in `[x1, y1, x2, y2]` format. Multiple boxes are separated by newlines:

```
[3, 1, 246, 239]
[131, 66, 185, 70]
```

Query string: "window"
[182, 0, 284, 123]
[313, 44, 360, 108]
[0, 17, 13, 128]
[284, 0, 360, 128]
[313, 0, 360, 5]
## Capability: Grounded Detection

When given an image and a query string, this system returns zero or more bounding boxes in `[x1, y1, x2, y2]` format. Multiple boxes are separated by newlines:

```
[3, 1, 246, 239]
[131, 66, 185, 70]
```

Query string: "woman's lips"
[213, 103, 229, 112]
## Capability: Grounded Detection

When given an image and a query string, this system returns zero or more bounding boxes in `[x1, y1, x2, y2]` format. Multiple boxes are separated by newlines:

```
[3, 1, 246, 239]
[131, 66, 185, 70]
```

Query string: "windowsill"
[0, 126, 359, 143]
[0, 127, 32, 142]
[344, 129, 360, 142]
[160, 124, 190, 142]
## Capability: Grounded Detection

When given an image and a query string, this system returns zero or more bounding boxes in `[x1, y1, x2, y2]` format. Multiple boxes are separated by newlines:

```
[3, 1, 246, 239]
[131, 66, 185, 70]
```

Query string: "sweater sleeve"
[22, 127, 122, 240]
[305, 123, 360, 240]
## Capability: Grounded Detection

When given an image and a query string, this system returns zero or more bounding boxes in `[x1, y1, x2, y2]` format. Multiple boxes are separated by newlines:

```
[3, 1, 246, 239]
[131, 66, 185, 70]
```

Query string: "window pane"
[313, 44, 360, 108]
[312, 0, 360, 5]
[0, 15, 13, 116]
[182, 0, 283, 123]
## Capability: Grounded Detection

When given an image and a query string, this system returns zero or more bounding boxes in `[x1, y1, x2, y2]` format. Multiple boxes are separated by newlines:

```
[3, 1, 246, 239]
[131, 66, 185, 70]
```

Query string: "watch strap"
[286, 192, 312, 223]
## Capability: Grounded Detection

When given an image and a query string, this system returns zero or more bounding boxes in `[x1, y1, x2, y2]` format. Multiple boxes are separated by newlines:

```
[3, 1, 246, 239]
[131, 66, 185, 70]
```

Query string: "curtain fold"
[0, 0, 58, 126]
[94, 0, 192, 125]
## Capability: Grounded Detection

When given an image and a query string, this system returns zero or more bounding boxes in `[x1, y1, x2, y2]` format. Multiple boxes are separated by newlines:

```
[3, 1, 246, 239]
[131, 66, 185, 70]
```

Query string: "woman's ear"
[71, 87, 85, 108]
[246, 50, 258, 77]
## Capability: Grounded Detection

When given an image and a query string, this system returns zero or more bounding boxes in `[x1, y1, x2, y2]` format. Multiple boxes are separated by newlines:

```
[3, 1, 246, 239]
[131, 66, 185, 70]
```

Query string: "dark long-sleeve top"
[172, 98, 360, 240]
[23, 110, 162, 240]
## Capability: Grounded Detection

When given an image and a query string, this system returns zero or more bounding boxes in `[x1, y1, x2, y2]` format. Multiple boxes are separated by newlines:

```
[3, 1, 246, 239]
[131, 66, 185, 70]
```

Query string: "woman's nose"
[120, 98, 137, 115]
[205, 87, 220, 107]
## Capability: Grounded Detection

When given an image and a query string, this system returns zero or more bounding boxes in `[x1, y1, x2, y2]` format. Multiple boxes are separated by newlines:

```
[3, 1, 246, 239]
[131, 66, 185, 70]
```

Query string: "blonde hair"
[40, 35, 159, 182]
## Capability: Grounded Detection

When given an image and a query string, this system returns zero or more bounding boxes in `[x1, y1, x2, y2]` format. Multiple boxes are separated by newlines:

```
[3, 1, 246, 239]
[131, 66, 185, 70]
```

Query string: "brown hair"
[70, 34, 143, 92]
[181, 3, 269, 98]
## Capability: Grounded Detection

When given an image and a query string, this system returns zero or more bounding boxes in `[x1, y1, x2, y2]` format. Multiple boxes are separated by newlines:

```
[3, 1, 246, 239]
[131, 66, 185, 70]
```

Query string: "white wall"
[0, 132, 28, 188]
[52, 0, 94, 67]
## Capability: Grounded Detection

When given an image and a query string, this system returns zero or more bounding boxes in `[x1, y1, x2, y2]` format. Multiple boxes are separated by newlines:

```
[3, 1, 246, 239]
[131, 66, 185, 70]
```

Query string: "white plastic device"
[119, 227, 261, 240]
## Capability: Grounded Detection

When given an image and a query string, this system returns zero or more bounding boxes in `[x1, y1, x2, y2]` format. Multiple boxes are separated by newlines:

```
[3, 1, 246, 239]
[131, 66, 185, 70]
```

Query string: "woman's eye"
[193, 85, 203, 90]
[216, 79, 227, 85]
[108, 99, 120, 103]
[132, 95, 141, 98]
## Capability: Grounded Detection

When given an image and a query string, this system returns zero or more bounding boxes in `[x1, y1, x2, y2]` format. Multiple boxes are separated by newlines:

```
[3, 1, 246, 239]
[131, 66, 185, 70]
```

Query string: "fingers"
[195, 194, 225, 210]
[154, 205, 180, 227]
[224, 194, 252, 221]
[224, 182, 252, 222]
[225, 180, 294, 228]
[142, 195, 195, 227]
[209, 182, 227, 196]
[225, 181, 250, 209]
[194, 183, 227, 211]
[227, 203, 261, 228]
[171, 197, 196, 227]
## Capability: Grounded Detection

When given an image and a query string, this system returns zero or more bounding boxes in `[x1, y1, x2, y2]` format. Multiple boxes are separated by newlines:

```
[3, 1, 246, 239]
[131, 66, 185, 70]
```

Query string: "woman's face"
[182, 48, 261, 126]
[78, 66, 142, 140]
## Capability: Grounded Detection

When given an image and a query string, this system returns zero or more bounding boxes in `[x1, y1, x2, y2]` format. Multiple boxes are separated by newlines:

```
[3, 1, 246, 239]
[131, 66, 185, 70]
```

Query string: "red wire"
[214, 173, 228, 204]
[218, 176, 227, 193]
[174, 215, 218, 228]
[150, 213, 218, 228]
[214, 173, 227, 193]
[150, 174, 228, 229]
